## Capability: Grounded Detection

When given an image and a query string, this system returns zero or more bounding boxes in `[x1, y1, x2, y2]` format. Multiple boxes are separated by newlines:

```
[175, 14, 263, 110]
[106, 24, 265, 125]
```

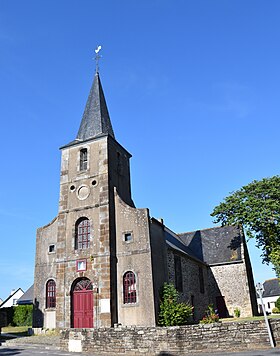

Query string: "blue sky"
[0, 0, 279, 300]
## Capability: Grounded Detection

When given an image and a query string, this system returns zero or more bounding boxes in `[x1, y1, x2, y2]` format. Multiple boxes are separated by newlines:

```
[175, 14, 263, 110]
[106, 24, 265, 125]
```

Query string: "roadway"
[1, 345, 280, 356]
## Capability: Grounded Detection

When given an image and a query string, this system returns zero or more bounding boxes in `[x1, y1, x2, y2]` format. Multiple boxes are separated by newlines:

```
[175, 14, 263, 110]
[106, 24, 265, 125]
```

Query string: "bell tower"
[55, 71, 134, 328]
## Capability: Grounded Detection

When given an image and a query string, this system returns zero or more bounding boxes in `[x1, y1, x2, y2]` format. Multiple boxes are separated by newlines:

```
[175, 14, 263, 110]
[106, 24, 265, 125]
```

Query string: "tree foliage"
[158, 283, 193, 326]
[275, 297, 280, 311]
[13, 305, 33, 326]
[211, 176, 280, 275]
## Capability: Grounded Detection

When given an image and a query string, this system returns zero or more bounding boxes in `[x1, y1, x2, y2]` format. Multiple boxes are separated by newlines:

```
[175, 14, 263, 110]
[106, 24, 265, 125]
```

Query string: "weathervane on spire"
[94, 45, 102, 73]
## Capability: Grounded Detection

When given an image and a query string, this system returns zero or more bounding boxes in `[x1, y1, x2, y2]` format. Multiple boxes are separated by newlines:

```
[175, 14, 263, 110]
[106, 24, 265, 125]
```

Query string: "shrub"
[13, 305, 33, 326]
[158, 283, 193, 326]
[234, 308, 241, 318]
[200, 304, 219, 324]
[275, 297, 280, 310]
[272, 307, 280, 314]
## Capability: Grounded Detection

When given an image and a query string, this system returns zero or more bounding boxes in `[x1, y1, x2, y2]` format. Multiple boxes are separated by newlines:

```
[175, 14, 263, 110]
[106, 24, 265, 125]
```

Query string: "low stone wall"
[60, 319, 280, 355]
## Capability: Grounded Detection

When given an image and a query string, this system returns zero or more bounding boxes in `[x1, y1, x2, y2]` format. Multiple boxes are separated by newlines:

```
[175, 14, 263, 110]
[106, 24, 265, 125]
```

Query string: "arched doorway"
[71, 278, 93, 328]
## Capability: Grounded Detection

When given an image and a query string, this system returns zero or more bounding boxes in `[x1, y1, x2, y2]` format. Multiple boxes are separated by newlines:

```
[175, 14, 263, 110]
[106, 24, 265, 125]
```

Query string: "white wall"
[257, 295, 280, 314]
[0, 289, 24, 308]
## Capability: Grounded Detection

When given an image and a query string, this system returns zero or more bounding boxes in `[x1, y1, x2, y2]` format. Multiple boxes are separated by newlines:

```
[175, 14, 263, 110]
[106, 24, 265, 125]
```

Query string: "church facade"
[33, 71, 258, 329]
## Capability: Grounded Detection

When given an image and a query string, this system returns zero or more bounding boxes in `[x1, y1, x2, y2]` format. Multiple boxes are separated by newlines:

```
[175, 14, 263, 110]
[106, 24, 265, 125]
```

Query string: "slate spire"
[76, 72, 115, 141]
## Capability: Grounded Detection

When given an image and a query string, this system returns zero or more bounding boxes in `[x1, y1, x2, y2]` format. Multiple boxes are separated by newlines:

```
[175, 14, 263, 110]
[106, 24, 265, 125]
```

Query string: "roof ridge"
[178, 225, 225, 235]
[178, 224, 241, 236]
[0, 288, 24, 307]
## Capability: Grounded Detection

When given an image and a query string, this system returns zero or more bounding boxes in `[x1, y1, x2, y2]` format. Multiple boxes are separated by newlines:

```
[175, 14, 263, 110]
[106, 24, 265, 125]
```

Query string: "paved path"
[0, 346, 84, 355]
[1, 345, 280, 356]
[1, 333, 23, 338]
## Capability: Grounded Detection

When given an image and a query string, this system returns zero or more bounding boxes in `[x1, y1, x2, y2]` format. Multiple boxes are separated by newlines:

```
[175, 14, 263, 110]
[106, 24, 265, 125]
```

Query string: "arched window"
[75, 218, 90, 250]
[80, 148, 88, 171]
[46, 280, 56, 308]
[123, 271, 137, 304]
[73, 278, 93, 292]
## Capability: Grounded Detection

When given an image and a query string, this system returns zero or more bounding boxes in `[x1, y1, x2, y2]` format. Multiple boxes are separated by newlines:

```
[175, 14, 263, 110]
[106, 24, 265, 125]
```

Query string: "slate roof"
[262, 278, 280, 298]
[164, 228, 206, 264]
[61, 72, 114, 148]
[17, 285, 34, 305]
[178, 225, 242, 265]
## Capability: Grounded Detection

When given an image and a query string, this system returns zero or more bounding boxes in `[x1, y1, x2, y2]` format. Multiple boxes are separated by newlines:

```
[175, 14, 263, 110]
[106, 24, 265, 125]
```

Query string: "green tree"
[275, 297, 280, 310]
[13, 305, 33, 326]
[211, 176, 280, 275]
[158, 283, 193, 326]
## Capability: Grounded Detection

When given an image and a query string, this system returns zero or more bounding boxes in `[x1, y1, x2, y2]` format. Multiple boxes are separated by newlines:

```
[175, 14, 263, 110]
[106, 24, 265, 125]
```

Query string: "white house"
[257, 278, 280, 314]
[0, 288, 24, 308]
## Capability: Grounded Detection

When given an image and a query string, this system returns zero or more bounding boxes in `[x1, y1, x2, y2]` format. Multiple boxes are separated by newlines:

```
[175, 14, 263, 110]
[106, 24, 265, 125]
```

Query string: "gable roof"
[164, 227, 207, 265]
[0, 288, 24, 308]
[178, 225, 242, 265]
[262, 278, 280, 298]
[17, 285, 34, 305]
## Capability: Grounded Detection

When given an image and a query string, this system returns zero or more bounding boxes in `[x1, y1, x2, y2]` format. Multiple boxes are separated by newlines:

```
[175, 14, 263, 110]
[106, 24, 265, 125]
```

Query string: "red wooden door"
[72, 279, 93, 328]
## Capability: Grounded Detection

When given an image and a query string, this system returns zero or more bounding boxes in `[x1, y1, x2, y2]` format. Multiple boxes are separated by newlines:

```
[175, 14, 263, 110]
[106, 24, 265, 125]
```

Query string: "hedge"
[13, 305, 33, 326]
[0, 305, 33, 326]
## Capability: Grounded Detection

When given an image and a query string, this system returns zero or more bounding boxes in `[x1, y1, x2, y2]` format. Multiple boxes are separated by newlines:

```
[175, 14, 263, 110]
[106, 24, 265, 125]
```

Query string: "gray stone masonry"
[60, 318, 280, 355]
[167, 249, 209, 321]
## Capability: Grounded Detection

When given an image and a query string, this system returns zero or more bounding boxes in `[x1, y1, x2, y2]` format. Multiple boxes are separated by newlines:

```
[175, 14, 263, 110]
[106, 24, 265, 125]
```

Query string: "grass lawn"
[221, 314, 280, 322]
[0, 325, 31, 339]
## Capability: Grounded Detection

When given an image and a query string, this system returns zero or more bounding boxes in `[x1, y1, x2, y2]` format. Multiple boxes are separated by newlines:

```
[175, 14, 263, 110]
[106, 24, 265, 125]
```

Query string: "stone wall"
[60, 319, 280, 355]
[34, 135, 132, 329]
[167, 249, 209, 321]
[209, 262, 254, 317]
[33, 217, 58, 328]
[114, 190, 156, 326]
[149, 219, 169, 322]
[208, 232, 257, 318]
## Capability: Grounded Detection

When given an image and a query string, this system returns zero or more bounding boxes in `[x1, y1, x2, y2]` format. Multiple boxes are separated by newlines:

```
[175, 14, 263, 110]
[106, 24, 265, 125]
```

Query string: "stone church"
[33, 69, 258, 329]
